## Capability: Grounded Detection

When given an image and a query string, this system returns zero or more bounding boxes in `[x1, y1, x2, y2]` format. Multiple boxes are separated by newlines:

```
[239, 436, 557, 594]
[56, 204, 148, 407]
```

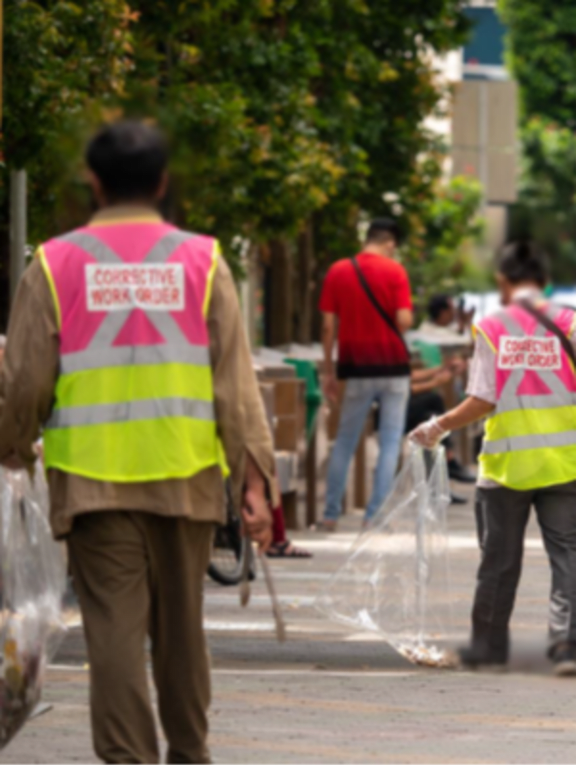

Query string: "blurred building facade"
[431, 0, 517, 260]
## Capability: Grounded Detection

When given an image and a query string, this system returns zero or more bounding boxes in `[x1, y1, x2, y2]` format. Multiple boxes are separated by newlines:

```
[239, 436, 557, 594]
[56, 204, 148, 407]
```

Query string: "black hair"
[427, 294, 453, 322]
[366, 217, 401, 245]
[498, 241, 549, 288]
[86, 120, 168, 203]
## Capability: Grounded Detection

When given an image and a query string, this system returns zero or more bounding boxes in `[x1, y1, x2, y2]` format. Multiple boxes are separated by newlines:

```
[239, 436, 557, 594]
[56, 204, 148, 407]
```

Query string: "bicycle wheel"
[207, 517, 253, 586]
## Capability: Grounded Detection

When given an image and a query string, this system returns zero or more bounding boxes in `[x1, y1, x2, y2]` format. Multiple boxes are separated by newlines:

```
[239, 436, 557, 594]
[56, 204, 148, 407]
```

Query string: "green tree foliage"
[509, 118, 576, 283]
[0, 0, 478, 338]
[0, 0, 135, 241]
[404, 174, 484, 312]
[301, 1, 474, 330]
[520, 119, 576, 213]
[500, 0, 576, 282]
[499, 0, 576, 128]
[125, 2, 471, 255]
[123, 1, 349, 255]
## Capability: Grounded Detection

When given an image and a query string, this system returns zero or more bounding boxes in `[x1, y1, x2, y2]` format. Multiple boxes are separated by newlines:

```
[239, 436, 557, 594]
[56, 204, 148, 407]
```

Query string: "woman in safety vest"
[410, 241, 576, 675]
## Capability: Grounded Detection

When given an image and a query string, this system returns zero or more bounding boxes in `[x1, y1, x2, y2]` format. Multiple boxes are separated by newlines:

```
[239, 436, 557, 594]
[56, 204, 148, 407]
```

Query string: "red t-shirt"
[319, 253, 412, 378]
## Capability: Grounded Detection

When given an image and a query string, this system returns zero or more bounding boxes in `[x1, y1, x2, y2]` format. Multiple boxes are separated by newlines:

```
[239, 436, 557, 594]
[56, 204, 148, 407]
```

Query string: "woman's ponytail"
[498, 241, 549, 288]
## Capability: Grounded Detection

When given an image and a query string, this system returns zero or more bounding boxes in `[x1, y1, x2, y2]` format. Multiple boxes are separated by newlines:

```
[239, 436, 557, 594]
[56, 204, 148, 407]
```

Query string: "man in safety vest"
[410, 241, 576, 676]
[0, 121, 276, 762]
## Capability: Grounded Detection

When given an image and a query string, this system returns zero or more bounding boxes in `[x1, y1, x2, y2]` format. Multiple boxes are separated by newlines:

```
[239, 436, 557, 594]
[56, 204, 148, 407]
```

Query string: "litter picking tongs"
[239, 538, 252, 607]
[239, 541, 287, 643]
[258, 548, 287, 643]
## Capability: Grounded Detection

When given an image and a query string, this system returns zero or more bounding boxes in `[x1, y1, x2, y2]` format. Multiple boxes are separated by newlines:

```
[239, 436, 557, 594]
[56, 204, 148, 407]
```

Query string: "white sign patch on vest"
[85, 264, 185, 312]
[498, 335, 562, 371]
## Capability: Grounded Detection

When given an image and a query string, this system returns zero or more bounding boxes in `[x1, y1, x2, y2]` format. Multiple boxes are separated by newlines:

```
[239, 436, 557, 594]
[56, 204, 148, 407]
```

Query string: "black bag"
[351, 257, 410, 356]
[518, 299, 576, 369]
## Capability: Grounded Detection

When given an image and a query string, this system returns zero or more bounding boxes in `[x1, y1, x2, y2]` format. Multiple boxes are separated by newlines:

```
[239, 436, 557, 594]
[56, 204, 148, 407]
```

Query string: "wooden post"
[268, 239, 293, 346]
[283, 490, 298, 531]
[458, 367, 472, 465]
[9, 170, 27, 301]
[296, 221, 314, 344]
[305, 427, 317, 527]
[0, 0, 3, 128]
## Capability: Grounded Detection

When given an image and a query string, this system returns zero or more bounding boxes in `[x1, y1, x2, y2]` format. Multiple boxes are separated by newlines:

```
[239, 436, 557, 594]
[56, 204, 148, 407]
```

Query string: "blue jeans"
[324, 377, 410, 523]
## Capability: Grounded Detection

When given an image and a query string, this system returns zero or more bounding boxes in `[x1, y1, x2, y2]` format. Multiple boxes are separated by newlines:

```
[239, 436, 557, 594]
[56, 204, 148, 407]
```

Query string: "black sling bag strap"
[518, 299, 576, 369]
[351, 257, 410, 356]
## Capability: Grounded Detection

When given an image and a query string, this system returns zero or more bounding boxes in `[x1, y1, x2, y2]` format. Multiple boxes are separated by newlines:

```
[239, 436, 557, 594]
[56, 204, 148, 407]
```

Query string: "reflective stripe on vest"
[478, 303, 576, 491]
[41, 223, 226, 482]
[47, 397, 215, 429]
[483, 429, 576, 455]
[60, 344, 210, 375]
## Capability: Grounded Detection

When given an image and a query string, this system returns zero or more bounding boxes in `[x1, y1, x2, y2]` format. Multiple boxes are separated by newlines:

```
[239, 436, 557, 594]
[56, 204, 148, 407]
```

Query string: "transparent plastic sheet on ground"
[316, 445, 456, 667]
[0, 465, 67, 748]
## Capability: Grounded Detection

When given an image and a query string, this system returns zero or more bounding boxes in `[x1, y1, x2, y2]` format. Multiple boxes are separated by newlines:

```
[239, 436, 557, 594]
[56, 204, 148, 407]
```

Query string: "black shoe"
[448, 459, 476, 484]
[458, 645, 508, 671]
[450, 492, 468, 505]
[552, 643, 576, 677]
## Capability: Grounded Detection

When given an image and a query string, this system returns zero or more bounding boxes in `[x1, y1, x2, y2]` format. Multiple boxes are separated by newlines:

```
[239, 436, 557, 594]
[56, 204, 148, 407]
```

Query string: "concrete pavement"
[4, 489, 576, 763]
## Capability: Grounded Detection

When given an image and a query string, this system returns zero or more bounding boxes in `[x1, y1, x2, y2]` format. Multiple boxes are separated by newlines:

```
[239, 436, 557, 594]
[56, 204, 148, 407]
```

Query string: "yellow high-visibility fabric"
[45, 362, 228, 481]
[482, 403, 576, 490]
[203, 240, 220, 317]
[472, 324, 497, 353]
[55, 364, 213, 409]
[37, 247, 62, 330]
[480, 445, 576, 491]
[44, 417, 225, 483]
[485, 406, 576, 442]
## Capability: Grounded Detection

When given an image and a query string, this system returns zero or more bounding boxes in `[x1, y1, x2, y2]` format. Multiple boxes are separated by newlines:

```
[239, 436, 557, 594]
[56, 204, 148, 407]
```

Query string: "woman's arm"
[438, 396, 495, 432]
[410, 395, 494, 448]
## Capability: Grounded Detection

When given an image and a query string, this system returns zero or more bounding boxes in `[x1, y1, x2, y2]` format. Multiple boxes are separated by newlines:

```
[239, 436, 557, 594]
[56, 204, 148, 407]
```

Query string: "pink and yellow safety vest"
[475, 301, 576, 490]
[38, 216, 227, 482]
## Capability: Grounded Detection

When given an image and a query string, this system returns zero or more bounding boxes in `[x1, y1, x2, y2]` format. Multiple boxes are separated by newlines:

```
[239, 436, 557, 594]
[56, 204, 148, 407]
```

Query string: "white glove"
[409, 416, 449, 449]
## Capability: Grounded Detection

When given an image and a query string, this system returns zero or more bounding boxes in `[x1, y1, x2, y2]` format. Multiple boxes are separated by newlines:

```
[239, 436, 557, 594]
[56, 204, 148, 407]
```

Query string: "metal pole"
[479, 80, 489, 215]
[241, 275, 250, 346]
[10, 170, 28, 301]
[0, 0, 3, 127]
[239, 241, 252, 347]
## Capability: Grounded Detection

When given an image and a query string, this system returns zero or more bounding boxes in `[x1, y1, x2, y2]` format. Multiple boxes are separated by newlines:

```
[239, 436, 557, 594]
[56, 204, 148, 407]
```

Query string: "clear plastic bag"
[0, 465, 67, 748]
[316, 445, 455, 666]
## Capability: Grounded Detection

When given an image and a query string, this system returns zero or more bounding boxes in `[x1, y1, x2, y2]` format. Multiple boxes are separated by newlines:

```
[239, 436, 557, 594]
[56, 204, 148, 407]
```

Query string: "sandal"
[266, 541, 313, 559]
[316, 520, 337, 533]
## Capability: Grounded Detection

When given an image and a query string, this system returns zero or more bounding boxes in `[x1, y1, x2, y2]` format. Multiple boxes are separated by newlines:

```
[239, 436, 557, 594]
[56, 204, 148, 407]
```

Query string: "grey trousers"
[473, 481, 576, 658]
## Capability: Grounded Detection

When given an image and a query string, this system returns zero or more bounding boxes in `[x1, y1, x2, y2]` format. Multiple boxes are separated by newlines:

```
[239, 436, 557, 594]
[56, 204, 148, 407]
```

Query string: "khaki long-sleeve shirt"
[0, 207, 277, 538]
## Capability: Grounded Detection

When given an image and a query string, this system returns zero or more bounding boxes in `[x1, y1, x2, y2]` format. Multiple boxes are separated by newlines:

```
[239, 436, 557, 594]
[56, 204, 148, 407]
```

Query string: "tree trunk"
[0, 222, 10, 332]
[242, 244, 260, 349]
[296, 220, 315, 344]
[311, 264, 324, 343]
[268, 239, 293, 347]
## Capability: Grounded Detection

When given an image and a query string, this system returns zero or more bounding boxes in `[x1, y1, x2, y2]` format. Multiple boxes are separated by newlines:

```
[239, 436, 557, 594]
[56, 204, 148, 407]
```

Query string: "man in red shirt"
[319, 219, 413, 529]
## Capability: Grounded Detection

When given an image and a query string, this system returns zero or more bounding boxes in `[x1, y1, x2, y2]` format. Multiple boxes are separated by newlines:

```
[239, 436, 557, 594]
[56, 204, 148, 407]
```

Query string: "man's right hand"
[323, 372, 339, 403]
[242, 487, 273, 552]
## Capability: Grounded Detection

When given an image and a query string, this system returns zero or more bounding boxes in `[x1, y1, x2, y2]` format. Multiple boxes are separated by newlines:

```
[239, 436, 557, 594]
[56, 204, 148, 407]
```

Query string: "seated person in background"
[407, 365, 475, 487]
[418, 294, 474, 343]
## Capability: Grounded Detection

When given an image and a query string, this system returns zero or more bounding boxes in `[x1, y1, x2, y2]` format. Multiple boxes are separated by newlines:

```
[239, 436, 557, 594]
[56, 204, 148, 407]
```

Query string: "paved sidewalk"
[7, 664, 576, 764]
[4, 488, 576, 763]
